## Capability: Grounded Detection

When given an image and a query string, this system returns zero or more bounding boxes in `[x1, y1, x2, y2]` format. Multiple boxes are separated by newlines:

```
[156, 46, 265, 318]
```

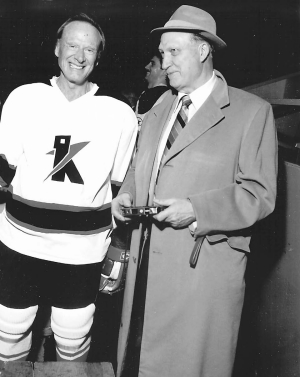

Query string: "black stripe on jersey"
[6, 196, 112, 235]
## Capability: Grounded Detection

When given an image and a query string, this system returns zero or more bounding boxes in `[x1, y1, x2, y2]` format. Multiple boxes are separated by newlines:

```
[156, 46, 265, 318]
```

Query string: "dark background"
[0, 0, 300, 103]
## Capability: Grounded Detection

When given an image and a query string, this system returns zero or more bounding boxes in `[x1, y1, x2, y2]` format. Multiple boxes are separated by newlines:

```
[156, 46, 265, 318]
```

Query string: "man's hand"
[153, 198, 196, 229]
[111, 193, 133, 222]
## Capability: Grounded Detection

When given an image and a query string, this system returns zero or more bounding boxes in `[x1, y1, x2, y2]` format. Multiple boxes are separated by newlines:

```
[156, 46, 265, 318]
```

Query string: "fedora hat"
[151, 5, 226, 49]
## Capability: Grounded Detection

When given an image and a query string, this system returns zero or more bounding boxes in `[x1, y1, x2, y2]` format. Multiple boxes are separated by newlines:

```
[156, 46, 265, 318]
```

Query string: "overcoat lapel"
[161, 71, 230, 166]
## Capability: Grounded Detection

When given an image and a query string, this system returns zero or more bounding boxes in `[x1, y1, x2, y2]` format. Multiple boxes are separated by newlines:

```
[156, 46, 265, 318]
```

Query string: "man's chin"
[64, 74, 89, 86]
[169, 79, 180, 91]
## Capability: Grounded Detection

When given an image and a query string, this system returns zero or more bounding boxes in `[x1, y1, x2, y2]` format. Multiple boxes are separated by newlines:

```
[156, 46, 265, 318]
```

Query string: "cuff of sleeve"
[189, 221, 197, 236]
[186, 197, 197, 236]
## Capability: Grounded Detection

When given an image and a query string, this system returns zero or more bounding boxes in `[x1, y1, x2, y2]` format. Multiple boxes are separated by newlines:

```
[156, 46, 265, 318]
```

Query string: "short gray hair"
[190, 33, 215, 55]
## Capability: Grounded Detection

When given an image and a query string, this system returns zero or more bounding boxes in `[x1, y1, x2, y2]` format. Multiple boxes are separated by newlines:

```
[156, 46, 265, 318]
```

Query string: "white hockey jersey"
[0, 78, 137, 264]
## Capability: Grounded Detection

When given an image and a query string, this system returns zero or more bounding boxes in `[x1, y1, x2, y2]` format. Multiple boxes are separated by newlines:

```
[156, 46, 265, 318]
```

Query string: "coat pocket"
[206, 234, 250, 253]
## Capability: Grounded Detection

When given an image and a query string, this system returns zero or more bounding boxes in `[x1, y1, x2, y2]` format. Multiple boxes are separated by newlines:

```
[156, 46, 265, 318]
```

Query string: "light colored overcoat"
[117, 71, 277, 377]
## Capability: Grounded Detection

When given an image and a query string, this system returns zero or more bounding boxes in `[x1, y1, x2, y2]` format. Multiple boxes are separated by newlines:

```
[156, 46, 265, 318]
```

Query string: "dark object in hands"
[122, 206, 165, 217]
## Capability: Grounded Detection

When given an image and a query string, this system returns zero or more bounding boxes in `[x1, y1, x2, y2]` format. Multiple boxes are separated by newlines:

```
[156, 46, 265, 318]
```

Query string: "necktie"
[162, 95, 192, 159]
[154, 95, 192, 188]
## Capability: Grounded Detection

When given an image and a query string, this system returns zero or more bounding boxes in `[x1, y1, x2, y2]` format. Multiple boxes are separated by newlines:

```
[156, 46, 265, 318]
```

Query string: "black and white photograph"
[0, 1, 298, 376]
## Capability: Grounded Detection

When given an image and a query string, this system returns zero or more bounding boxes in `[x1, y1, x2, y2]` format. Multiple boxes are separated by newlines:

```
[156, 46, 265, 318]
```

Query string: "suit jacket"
[117, 71, 277, 377]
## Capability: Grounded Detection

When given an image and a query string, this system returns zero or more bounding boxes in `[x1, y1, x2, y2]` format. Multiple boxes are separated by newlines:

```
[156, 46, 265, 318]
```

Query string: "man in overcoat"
[112, 5, 278, 377]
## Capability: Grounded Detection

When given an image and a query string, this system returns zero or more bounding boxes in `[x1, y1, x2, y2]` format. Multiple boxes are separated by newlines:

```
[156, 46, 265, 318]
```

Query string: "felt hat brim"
[151, 25, 226, 50]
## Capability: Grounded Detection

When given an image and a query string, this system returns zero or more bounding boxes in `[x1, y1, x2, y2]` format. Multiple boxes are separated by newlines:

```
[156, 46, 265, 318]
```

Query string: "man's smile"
[69, 63, 84, 70]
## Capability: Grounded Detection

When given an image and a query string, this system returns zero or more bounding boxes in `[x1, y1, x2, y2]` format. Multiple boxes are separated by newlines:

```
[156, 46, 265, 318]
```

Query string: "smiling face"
[55, 20, 102, 87]
[144, 55, 166, 88]
[159, 32, 210, 93]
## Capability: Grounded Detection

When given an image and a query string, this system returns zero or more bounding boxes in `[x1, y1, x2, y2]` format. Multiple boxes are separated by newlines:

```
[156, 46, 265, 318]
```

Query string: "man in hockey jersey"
[0, 13, 137, 362]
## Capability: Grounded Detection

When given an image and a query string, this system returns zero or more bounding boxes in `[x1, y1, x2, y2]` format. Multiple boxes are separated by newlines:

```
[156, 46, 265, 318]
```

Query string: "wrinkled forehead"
[159, 31, 193, 47]
[61, 21, 102, 46]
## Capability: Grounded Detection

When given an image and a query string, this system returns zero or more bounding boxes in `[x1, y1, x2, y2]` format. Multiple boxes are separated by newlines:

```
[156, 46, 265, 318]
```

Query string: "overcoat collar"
[160, 70, 230, 165]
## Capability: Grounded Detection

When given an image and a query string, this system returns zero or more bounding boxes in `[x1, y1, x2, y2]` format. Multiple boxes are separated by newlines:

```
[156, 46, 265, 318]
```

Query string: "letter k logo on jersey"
[45, 136, 90, 184]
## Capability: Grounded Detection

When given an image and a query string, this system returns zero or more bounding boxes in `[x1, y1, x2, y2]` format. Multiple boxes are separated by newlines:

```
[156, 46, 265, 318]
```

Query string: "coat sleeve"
[189, 101, 278, 237]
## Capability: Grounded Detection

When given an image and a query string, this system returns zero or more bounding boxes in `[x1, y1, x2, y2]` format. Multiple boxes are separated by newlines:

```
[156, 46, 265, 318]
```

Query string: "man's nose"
[161, 56, 170, 70]
[75, 48, 86, 63]
[145, 63, 151, 70]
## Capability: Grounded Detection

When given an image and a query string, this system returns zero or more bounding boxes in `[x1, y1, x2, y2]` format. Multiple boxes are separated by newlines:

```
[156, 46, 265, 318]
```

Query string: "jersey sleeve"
[0, 88, 24, 186]
[111, 105, 138, 190]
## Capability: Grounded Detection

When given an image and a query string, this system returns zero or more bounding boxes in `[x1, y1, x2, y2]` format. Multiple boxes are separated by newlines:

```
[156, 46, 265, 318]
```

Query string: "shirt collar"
[175, 71, 217, 111]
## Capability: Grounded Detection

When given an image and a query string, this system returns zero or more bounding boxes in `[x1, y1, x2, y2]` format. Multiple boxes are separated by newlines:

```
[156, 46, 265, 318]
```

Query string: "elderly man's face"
[144, 56, 165, 88]
[55, 21, 101, 86]
[159, 32, 203, 94]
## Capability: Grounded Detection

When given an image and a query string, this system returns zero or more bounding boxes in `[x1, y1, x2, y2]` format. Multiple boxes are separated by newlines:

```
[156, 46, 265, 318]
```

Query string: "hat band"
[164, 19, 216, 35]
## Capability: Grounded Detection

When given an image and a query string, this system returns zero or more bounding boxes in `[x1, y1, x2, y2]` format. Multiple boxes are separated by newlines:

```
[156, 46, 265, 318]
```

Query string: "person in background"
[121, 88, 138, 110]
[135, 52, 169, 133]
[0, 13, 137, 362]
[112, 5, 277, 377]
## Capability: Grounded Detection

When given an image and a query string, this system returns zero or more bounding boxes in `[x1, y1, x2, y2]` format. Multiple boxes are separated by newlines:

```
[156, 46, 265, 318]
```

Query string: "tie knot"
[181, 95, 192, 108]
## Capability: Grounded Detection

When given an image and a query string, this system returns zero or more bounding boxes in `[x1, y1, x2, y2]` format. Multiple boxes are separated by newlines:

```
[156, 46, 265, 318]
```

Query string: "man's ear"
[198, 42, 210, 63]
